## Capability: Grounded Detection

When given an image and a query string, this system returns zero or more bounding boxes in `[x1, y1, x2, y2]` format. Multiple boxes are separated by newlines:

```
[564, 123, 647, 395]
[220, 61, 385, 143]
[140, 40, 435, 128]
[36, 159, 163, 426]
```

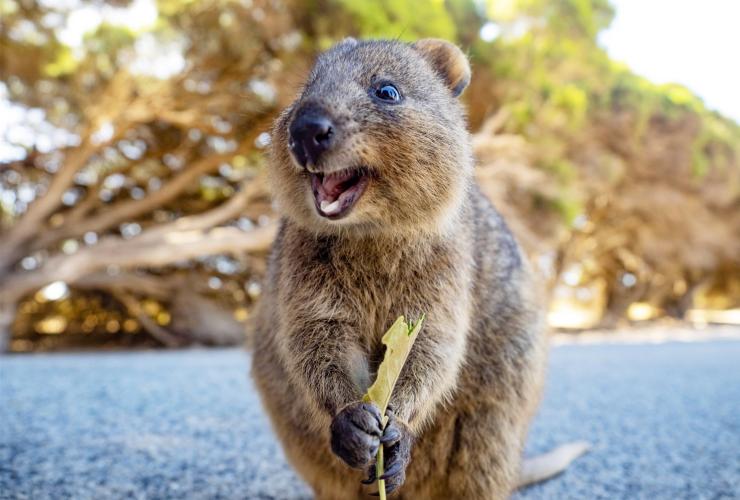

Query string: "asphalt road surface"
[2, 337, 739, 499]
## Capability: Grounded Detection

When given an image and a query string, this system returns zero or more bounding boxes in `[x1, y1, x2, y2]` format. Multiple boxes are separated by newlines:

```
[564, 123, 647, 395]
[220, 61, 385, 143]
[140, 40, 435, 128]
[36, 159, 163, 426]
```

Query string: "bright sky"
[599, 0, 740, 123]
[0, 0, 181, 163]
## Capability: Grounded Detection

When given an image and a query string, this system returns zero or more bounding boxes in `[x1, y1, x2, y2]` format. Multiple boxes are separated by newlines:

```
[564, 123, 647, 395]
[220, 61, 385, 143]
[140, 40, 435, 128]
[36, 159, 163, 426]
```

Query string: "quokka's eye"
[375, 84, 401, 102]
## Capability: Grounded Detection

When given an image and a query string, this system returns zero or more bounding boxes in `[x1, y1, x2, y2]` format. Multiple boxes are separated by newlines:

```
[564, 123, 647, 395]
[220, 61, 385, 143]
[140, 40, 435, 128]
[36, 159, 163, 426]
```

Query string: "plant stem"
[377, 443, 387, 500]
[377, 414, 389, 500]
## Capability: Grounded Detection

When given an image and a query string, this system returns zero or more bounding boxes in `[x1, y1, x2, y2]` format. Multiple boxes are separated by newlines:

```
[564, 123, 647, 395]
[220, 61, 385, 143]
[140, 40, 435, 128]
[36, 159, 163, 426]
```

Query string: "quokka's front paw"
[330, 402, 383, 469]
[361, 409, 414, 495]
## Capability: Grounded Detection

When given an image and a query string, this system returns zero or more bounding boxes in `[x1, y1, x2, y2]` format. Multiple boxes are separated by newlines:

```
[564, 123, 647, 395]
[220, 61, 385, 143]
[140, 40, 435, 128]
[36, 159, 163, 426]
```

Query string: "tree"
[468, 1, 740, 327]
[0, 0, 307, 350]
[2, 0, 739, 351]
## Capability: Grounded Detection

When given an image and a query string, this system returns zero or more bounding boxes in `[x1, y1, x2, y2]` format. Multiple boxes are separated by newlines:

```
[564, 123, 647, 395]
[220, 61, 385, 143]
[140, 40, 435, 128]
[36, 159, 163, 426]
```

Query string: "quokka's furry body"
[251, 38, 547, 499]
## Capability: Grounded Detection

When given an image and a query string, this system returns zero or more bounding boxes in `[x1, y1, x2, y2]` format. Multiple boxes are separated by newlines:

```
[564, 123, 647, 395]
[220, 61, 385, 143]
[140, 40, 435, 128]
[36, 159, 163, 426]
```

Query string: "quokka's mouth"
[310, 168, 369, 220]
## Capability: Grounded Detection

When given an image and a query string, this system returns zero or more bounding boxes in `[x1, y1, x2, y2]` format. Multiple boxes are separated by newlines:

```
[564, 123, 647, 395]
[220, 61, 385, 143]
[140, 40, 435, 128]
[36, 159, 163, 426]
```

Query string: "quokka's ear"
[412, 38, 471, 97]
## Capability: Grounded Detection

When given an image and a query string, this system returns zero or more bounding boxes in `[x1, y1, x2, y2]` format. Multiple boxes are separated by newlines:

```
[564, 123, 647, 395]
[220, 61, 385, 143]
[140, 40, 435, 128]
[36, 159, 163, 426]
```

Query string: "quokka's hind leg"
[393, 406, 524, 500]
[441, 407, 528, 500]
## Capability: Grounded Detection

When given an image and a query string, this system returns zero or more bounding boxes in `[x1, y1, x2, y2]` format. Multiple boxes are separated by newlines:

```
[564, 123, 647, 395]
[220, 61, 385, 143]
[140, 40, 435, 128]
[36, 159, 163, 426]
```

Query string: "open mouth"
[310, 168, 369, 220]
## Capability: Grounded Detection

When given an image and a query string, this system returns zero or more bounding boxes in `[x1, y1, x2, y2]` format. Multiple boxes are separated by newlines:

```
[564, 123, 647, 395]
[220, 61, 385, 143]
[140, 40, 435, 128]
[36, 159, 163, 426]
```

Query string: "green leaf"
[362, 314, 424, 415]
[361, 314, 425, 500]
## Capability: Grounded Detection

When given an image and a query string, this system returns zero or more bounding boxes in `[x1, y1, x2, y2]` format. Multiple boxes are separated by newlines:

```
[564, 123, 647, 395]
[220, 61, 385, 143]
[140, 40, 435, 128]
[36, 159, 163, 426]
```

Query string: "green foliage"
[553, 195, 583, 227]
[307, 0, 459, 48]
[550, 84, 589, 128]
[84, 24, 136, 55]
[44, 45, 78, 77]
[332, 0, 457, 41]
[549, 0, 615, 39]
[157, 0, 201, 17]
[468, 0, 739, 192]
[488, 0, 614, 39]
[606, 69, 739, 177]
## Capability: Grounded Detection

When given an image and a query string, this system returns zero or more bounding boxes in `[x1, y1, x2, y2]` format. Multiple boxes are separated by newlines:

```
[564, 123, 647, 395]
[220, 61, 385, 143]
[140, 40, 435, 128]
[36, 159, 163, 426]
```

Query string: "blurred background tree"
[1, 0, 738, 352]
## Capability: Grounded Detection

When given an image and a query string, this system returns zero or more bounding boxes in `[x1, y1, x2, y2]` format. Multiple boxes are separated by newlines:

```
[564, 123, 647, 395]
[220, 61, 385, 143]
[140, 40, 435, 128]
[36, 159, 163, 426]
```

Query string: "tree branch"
[74, 271, 174, 300]
[31, 149, 251, 249]
[0, 221, 277, 306]
[109, 289, 183, 348]
[0, 137, 95, 273]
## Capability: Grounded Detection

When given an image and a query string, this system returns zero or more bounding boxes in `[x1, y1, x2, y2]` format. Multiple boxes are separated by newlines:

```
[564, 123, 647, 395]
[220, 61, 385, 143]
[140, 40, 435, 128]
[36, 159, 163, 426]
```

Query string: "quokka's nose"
[288, 111, 334, 167]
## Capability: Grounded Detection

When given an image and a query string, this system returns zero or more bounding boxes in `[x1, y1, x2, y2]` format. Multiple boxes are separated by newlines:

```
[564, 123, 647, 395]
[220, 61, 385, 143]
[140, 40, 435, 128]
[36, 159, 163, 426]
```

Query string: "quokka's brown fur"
[251, 37, 548, 499]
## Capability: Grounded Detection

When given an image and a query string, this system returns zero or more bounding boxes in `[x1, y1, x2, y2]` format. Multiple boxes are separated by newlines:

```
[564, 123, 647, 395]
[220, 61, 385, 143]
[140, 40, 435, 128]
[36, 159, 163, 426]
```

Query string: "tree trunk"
[170, 288, 247, 346]
[0, 303, 16, 354]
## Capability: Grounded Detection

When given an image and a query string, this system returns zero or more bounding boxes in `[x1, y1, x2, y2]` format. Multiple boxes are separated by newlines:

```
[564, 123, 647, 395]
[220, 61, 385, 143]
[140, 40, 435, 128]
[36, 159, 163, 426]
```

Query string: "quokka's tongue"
[320, 170, 356, 198]
[312, 170, 361, 216]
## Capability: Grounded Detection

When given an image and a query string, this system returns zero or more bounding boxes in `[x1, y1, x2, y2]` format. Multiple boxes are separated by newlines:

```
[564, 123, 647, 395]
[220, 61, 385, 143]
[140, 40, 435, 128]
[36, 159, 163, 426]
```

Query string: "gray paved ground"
[1, 338, 739, 499]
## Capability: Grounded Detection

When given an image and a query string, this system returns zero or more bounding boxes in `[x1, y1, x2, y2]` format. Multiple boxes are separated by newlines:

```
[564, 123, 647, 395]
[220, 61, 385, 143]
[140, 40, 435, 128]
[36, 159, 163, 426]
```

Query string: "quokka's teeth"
[320, 199, 341, 214]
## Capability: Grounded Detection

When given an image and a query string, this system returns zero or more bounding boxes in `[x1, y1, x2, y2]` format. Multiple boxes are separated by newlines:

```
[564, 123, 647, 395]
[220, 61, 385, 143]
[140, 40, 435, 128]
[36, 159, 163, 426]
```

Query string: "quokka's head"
[270, 38, 473, 236]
